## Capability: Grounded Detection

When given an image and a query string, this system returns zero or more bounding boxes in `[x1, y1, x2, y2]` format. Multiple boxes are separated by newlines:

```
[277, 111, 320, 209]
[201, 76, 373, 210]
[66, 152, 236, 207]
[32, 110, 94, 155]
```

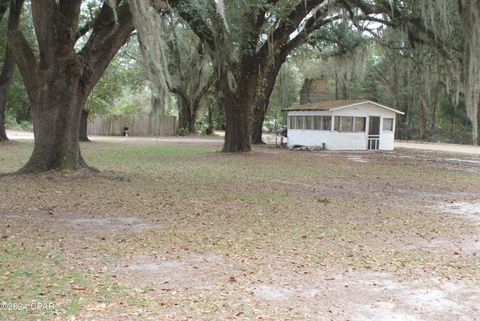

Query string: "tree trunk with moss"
[222, 93, 252, 152]
[25, 74, 88, 171]
[10, 1, 134, 172]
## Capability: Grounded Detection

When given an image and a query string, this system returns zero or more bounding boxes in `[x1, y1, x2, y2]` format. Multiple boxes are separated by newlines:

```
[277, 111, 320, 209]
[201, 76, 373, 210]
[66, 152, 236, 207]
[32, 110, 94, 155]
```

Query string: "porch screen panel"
[322, 116, 332, 131]
[334, 116, 341, 131]
[289, 116, 296, 129]
[354, 117, 366, 132]
[295, 116, 304, 129]
[313, 116, 322, 129]
[383, 118, 394, 131]
[305, 116, 313, 129]
[341, 116, 354, 132]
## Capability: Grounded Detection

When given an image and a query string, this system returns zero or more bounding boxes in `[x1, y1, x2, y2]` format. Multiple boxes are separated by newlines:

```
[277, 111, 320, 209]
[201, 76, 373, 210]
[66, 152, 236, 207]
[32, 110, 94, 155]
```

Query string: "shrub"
[5, 113, 17, 128]
[18, 120, 32, 131]
[177, 127, 189, 136]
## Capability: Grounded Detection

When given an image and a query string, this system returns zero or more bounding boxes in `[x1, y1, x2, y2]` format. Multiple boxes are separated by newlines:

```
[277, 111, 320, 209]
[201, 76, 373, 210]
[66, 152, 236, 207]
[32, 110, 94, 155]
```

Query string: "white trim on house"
[329, 100, 404, 115]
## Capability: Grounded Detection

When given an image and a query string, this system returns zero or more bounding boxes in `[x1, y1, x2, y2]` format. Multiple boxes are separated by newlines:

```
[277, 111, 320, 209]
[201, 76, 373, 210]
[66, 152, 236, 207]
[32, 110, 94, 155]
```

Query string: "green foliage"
[0, 2, 34, 124]
[86, 36, 151, 117]
[17, 120, 31, 130]
[177, 127, 189, 136]
[4, 111, 16, 127]
[4, 110, 32, 130]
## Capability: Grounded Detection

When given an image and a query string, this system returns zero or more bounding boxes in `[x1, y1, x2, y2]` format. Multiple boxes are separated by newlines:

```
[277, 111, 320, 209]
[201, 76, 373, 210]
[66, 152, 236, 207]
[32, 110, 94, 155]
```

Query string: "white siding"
[287, 102, 398, 151]
[288, 130, 367, 150]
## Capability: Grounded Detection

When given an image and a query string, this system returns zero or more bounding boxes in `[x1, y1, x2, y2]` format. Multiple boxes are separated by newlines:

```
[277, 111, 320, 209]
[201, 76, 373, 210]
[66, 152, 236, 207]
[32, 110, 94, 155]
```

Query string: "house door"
[368, 117, 380, 150]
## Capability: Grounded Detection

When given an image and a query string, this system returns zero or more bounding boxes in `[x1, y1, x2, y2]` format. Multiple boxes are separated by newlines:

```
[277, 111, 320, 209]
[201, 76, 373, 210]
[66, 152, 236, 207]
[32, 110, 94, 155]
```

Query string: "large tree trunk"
[79, 109, 90, 142]
[221, 89, 251, 152]
[251, 55, 287, 145]
[251, 103, 266, 145]
[20, 67, 88, 172]
[177, 95, 191, 131]
[0, 0, 24, 142]
[189, 103, 198, 133]
[0, 104, 7, 141]
[10, 1, 134, 173]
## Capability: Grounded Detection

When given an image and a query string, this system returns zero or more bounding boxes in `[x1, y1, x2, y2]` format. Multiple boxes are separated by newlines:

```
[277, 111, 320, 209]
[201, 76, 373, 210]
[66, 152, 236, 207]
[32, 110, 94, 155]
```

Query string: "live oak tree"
[129, 1, 214, 133]
[300, 0, 479, 145]
[0, 0, 24, 142]
[252, 17, 369, 144]
[165, 21, 215, 133]
[458, 0, 480, 145]
[171, 0, 401, 149]
[10, 0, 134, 172]
[373, 0, 479, 145]
[171, 0, 328, 150]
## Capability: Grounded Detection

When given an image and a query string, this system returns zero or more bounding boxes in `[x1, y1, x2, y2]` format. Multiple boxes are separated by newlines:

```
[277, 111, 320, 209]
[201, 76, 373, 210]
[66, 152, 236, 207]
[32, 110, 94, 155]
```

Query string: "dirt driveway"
[395, 141, 480, 155]
[5, 130, 224, 145]
[7, 130, 480, 155]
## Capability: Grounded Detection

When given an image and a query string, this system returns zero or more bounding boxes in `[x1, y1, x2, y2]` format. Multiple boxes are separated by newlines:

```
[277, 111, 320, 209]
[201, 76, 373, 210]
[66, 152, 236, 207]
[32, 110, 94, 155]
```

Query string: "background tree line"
[0, 0, 478, 172]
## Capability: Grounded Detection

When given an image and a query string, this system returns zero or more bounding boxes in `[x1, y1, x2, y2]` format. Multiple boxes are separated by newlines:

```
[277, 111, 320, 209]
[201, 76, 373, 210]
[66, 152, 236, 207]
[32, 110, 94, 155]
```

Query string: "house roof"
[283, 100, 404, 114]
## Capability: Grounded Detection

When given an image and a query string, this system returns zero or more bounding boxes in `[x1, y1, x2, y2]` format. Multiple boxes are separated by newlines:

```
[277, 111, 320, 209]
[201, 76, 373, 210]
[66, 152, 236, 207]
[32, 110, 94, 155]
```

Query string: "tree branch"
[172, 0, 217, 52]
[80, 1, 134, 94]
[59, 0, 82, 31]
[30, 0, 58, 64]
[9, 30, 39, 102]
[170, 86, 189, 103]
[0, 0, 25, 99]
[0, 0, 8, 23]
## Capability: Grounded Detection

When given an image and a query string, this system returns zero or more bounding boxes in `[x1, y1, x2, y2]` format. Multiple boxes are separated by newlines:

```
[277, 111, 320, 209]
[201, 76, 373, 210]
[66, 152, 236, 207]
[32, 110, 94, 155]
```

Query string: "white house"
[284, 100, 404, 150]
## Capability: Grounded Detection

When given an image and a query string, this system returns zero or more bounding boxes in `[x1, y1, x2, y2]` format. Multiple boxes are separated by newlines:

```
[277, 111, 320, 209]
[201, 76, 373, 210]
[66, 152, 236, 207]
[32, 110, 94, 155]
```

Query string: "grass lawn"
[0, 139, 479, 320]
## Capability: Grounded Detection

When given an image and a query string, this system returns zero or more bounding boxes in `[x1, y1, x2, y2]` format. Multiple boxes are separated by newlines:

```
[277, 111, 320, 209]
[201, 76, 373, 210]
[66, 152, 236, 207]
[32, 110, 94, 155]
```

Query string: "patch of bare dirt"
[108, 251, 480, 321]
[115, 252, 242, 290]
[0, 211, 160, 232]
[432, 201, 480, 224]
[249, 270, 479, 321]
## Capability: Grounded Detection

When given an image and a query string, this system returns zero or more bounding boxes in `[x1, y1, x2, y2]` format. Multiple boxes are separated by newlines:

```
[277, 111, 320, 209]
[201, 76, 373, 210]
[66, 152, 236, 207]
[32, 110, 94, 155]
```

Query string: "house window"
[354, 117, 366, 132]
[289, 116, 295, 129]
[313, 116, 322, 130]
[334, 116, 341, 131]
[341, 116, 354, 132]
[323, 116, 332, 131]
[295, 116, 304, 129]
[383, 118, 394, 131]
[305, 116, 313, 129]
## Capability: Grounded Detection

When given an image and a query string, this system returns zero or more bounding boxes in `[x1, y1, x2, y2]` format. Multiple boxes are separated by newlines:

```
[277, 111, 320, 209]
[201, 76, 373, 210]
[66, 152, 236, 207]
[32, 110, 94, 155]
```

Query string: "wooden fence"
[87, 115, 177, 137]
